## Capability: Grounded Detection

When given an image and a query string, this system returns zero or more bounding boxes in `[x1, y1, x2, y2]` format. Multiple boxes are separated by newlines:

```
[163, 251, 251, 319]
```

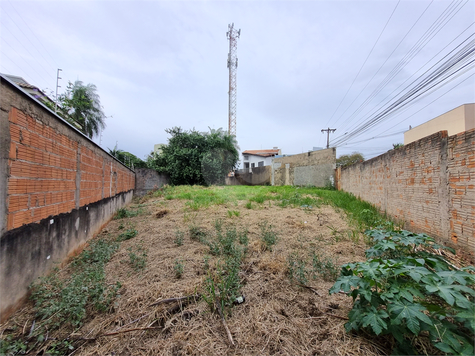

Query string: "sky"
[1, 0, 474, 165]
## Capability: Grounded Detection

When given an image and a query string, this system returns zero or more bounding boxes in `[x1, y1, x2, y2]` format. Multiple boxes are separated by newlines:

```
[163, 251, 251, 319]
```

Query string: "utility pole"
[55, 68, 62, 113]
[226, 23, 240, 137]
[321, 128, 336, 149]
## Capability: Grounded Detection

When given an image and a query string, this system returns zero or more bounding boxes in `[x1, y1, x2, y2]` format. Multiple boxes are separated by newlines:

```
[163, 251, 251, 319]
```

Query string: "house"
[242, 147, 281, 169]
[1, 74, 55, 107]
[404, 103, 474, 145]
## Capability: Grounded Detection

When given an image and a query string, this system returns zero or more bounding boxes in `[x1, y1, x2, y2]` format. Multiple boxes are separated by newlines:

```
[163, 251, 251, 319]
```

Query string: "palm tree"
[59, 80, 106, 139]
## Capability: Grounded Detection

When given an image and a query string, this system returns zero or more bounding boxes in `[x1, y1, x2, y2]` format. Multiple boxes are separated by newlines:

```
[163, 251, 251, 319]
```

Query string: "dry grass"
[0, 190, 391, 355]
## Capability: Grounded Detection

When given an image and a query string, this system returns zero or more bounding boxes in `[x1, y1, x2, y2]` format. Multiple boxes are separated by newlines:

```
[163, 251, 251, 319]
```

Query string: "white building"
[242, 148, 281, 169]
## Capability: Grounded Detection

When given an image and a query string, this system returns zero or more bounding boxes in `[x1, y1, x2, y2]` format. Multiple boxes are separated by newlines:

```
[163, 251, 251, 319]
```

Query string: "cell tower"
[226, 23, 240, 137]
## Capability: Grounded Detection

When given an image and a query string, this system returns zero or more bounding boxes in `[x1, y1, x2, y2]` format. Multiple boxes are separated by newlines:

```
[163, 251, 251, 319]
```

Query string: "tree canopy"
[108, 144, 147, 169]
[336, 152, 364, 168]
[147, 127, 239, 185]
[57, 80, 106, 139]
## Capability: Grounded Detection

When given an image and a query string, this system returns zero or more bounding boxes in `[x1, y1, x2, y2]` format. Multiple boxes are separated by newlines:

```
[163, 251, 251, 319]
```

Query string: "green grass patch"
[29, 238, 121, 331]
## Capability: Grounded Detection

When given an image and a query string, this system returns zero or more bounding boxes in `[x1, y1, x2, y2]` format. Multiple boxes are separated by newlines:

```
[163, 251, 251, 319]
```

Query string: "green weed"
[117, 228, 138, 241]
[127, 245, 147, 271]
[174, 229, 184, 246]
[259, 221, 278, 251]
[310, 251, 339, 282]
[227, 210, 240, 218]
[287, 252, 308, 285]
[174, 259, 184, 278]
[189, 225, 207, 242]
[29, 238, 121, 331]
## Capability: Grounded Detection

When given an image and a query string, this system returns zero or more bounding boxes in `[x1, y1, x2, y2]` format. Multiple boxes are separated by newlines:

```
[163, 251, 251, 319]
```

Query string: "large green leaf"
[388, 300, 432, 334]
[361, 308, 388, 335]
[437, 270, 474, 285]
[329, 275, 361, 294]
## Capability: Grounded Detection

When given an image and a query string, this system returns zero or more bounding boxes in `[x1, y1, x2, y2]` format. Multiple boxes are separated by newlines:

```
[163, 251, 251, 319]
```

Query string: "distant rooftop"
[242, 148, 281, 157]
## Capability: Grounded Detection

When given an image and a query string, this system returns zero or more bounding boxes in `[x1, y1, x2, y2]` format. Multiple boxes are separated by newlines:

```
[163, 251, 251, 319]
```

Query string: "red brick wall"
[6, 107, 135, 230]
[337, 129, 474, 252]
[448, 130, 475, 251]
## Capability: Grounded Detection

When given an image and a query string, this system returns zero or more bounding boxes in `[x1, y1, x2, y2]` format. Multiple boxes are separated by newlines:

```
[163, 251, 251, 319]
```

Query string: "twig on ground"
[75, 326, 163, 341]
[322, 312, 349, 320]
[215, 300, 235, 346]
[297, 283, 322, 296]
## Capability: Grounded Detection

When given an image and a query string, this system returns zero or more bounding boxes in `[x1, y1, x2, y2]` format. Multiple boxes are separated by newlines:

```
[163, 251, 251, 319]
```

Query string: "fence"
[272, 148, 336, 186]
[0, 75, 135, 321]
[336, 129, 474, 254]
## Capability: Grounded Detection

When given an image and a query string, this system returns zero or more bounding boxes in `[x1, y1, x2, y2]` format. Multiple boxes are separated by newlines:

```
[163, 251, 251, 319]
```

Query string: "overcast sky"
[1, 0, 474, 163]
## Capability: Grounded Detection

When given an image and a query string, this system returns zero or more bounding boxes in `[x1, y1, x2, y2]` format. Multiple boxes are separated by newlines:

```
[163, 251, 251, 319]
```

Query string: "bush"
[330, 229, 475, 355]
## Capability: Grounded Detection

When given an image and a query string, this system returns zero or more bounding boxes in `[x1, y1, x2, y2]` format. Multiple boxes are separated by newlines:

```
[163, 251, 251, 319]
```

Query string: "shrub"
[330, 229, 475, 355]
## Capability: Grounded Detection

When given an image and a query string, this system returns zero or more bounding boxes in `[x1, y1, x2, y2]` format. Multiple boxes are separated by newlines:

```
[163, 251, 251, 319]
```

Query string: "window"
[244, 162, 249, 169]
[251, 163, 255, 168]
[258, 161, 264, 167]
[243, 155, 249, 161]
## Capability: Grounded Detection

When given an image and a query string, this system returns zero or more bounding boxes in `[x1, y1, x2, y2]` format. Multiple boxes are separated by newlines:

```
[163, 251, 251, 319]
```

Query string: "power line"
[324, 0, 401, 127]
[331, 36, 474, 147]
[6, 0, 60, 69]
[336, 0, 470, 135]
[0, 20, 55, 82]
[331, 0, 434, 128]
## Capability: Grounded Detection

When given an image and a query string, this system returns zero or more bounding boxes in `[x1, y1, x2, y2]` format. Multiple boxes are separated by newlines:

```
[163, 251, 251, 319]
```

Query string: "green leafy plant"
[114, 208, 140, 219]
[29, 239, 121, 332]
[227, 210, 240, 218]
[311, 251, 339, 282]
[259, 221, 278, 251]
[174, 229, 184, 246]
[287, 252, 308, 285]
[189, 225, 207, 242]
[174, 259, 184, 278]
[330, 229, 475, 355]
[127, 245, 147, 271]
[117, 228, 138, 241]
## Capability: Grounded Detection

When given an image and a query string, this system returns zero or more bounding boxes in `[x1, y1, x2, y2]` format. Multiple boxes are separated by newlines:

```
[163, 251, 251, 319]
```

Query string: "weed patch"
[29, 238, 121, 333]
[117, 228, 138, 241]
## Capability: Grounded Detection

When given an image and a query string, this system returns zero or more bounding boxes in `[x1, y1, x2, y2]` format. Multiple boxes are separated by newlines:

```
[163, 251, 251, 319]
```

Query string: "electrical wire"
[331, 0, 434, 128]
[336, 0, 470, 134]
[6, 0, 60, 68]
[324, 0, 401, 127]
[331, 36, 474, 147]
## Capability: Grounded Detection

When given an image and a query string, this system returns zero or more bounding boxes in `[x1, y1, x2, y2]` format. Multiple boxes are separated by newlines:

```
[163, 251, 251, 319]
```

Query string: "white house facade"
[242, 148, 281, 170]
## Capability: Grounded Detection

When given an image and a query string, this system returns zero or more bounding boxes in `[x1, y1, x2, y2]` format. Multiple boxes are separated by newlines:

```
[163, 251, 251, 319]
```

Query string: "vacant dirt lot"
[1, 187, 390, 355]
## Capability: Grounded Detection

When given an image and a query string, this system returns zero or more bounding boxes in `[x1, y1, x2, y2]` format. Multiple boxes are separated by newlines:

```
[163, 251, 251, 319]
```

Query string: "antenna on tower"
[226, 23, 240, 137]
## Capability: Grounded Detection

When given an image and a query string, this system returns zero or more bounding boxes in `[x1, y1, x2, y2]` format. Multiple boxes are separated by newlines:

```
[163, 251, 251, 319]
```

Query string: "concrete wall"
[134, 168, 170, 196]
[337, 129, 474, 253]
[272, 148, 336, 187]
[0, 76, 135, 321]
[404, 103, 475, 145]
[226, 166, 271, 185]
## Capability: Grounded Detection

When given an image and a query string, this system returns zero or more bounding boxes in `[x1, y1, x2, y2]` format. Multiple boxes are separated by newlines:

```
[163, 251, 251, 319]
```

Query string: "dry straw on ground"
[1, 191, 392, 355]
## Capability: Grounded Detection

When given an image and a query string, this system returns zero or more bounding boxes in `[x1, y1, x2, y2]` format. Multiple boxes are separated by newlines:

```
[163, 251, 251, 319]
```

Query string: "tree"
[58, 81, 106, 139]
[336, 152, 364, 168]
[147, 127, 239, 185]
[108, 144, 147, 169]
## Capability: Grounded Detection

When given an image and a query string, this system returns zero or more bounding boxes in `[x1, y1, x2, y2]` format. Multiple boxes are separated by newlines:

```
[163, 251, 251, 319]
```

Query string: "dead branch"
[297, 283, 322, 296]
[322, 312, 349, 321]
[149, 294, 199, 307]
[74, 327, 163, 341]
[215, 300, 235, 346]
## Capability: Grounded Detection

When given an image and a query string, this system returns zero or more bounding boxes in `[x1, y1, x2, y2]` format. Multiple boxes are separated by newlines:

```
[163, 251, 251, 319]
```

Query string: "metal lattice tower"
[226, 23, 240, 137]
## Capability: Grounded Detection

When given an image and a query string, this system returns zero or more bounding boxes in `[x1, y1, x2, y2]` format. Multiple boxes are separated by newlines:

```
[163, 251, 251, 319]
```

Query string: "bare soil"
[1, 192, 391, 355]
